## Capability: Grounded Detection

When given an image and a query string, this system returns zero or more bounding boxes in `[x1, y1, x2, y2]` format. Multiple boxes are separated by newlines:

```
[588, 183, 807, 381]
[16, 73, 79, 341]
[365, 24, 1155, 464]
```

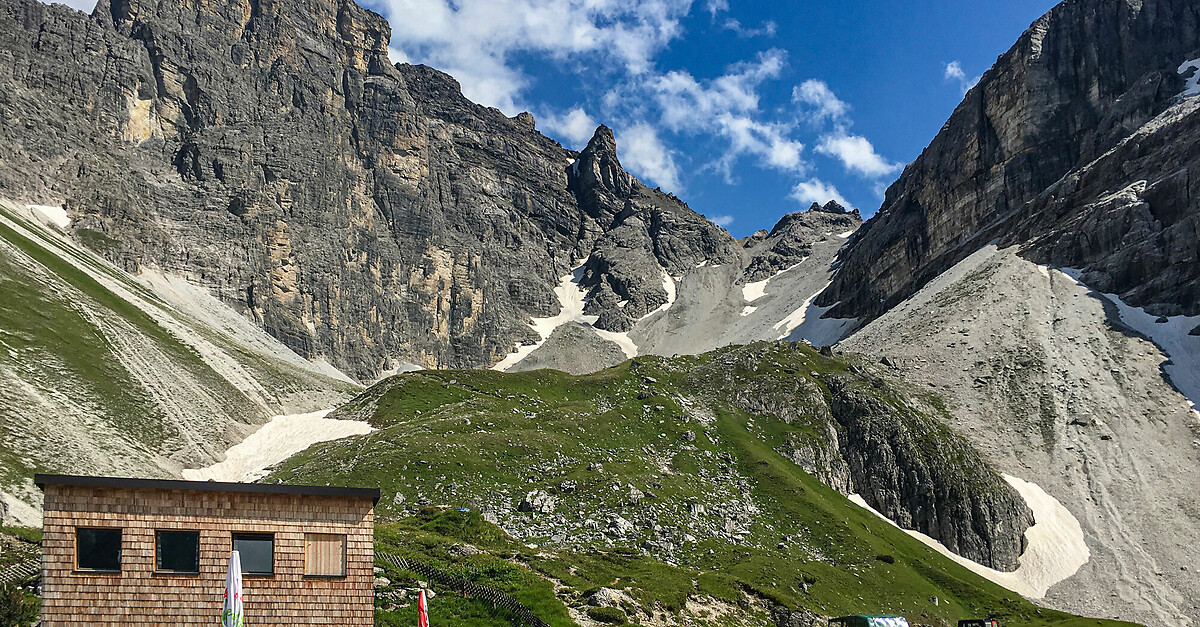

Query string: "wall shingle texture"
[40, 485, 375, 626]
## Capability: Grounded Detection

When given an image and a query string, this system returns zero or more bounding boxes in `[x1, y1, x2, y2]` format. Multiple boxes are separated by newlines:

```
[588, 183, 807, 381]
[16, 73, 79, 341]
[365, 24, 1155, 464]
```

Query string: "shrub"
[875, 554, 896, 564]
[0, 584, 38, 627]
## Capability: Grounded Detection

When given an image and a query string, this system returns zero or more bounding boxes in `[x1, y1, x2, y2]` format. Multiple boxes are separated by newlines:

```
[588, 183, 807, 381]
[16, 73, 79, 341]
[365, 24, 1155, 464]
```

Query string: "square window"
[232, 533, 274, 576]
[304, 533, 346, 577]
[155, 530, 200, 573]
[76, 528, 121, 572]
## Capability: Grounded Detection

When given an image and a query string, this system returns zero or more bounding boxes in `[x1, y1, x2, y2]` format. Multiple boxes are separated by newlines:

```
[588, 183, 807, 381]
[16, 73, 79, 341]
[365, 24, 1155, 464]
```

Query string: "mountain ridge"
[2, 0, 1199, 624]
[819, 0, 1200, 324]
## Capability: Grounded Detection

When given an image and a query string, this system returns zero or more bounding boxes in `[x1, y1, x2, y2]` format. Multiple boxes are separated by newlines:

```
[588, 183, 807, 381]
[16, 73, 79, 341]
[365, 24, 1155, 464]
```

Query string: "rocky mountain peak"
[512, 111, 536, 130]
[739, 203, 864, 282]
[766, 203, 862, 239]
[809, 200, 858, 216]
[573, 124, 634, 226]
[584, 124, 618, 155]
[819, 0, 1200, 321]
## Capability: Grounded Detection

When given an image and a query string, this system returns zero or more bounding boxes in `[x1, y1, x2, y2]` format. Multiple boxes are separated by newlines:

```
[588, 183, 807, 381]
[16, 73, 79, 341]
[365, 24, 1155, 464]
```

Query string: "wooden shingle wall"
[40, 485, 375, 626]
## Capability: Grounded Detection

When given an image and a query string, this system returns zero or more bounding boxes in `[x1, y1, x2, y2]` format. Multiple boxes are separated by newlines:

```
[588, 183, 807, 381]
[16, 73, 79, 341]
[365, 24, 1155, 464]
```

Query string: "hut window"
[156, 530, 200, 573]
[232, 533, 274, 576]
[76, 528, 121, 572]
[304, 533, 346, 577]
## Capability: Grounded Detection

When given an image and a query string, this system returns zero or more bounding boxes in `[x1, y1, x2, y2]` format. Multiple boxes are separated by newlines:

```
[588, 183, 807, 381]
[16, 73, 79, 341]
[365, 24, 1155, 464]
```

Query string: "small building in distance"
[831, 616, 911, 627]
[35, 474, 380, 627]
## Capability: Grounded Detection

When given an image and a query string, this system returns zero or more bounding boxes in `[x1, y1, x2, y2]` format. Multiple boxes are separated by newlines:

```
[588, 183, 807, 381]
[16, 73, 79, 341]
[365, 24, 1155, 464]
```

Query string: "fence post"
[377, 552, 552, 627]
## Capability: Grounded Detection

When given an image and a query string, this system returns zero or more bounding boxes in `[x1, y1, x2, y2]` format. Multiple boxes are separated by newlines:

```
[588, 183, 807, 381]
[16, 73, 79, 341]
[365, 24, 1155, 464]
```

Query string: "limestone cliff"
[820, 0, 1200, 322]
[0, 0, 736, 379]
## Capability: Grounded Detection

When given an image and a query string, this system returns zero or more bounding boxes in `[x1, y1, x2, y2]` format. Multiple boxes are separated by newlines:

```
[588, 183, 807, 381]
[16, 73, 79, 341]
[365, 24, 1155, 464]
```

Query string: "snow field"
[850, 474, 1089, 599]
[182, 410, 373, 482]
[741, 258, 806, 303]
[1179, 57, 1200, 97]
[493, 263, 599, 371]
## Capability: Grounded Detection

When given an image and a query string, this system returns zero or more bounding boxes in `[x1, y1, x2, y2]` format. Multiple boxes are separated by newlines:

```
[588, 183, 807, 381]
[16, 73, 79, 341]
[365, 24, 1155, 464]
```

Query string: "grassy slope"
[0, 526, 40, 568]
[0, 200, 356, 492]
[0, 212, 208, 484]
[271, 346, 1141, 627]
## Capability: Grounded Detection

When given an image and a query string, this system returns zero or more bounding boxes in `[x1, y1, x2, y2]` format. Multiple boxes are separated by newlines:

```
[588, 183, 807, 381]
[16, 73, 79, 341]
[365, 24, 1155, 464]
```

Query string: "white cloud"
[710, 214, 735, 227]
[944, 60, 966, 81]
[723, 18, 777, 38]
[793, 79, 849, 124]
[714, 113, 805, 175]
[704, 0, 729, 18]
[542, 107, 599, 147]
[653, 49, 787, 131]
[378, 0, 693, 113]
[642, 50, 805, 177]
[790, 178, 850, 208]
[944, 60, 981, 94]
[619, 123, 682, 193]
[815, 134, 901, 179]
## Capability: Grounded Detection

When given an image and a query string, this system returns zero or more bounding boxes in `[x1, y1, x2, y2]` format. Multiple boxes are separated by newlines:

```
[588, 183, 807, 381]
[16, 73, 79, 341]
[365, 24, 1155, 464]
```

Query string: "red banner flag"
[418, 589, 429, 627]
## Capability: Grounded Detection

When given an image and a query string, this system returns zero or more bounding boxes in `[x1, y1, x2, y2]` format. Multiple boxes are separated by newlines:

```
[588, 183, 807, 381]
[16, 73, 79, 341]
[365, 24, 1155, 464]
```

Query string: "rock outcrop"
[573, 126, 741, 332]
[741, 201, 861, 282]
[825, 374, 1034, 571]
[1005, 98, 1200, 314]
[691, 343, 1034, 571]
[820, 0, 1200, 322]
[0, 0, 734, 379]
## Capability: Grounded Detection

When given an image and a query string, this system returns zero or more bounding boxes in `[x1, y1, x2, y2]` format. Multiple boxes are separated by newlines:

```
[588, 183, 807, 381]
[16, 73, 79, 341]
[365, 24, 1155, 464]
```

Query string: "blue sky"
[47, 0, 1058, 236]
[370, 0, 1059, 236]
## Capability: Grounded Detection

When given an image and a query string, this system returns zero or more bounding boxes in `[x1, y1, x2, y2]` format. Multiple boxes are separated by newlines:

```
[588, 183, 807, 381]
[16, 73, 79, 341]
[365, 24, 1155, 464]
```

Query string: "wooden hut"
[35, 474, 380, 626]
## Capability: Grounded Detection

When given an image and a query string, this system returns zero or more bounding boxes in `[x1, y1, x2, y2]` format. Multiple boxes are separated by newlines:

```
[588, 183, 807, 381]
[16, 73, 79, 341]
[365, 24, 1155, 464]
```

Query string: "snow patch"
[1057, 268, 1200, 421]
[741, 258, 807, 302]
[372, 361, 424, 383]
[740, 306, 757, 317]
[638, 271, 677, 321]
[1179, 57, 1200, 97]
[593, 328, 638, 360]
[741, 279, 769, 302]
[182, 410, 373, 482]
[850, 474, 1089, 599]
[490, 258, 661, 368]
[493, 263, 599, 371]
[25, 204, 69, 229]
[836, 229, 855, 239]
[695, 259, 709, 268]
[774, 282, 856, 346]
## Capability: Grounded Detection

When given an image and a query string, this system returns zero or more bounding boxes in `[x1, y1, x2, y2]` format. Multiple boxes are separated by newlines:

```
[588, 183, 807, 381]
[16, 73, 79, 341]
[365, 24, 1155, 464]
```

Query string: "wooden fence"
[0, 558, 38, 586]
[376, 552, 553, 627]
[2, 551, 554, 627]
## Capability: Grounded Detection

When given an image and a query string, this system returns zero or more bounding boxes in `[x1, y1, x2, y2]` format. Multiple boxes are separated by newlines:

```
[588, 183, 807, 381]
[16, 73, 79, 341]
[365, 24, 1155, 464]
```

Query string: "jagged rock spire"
[583, 124, 619, 156]
[572, 125, 633, 225]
